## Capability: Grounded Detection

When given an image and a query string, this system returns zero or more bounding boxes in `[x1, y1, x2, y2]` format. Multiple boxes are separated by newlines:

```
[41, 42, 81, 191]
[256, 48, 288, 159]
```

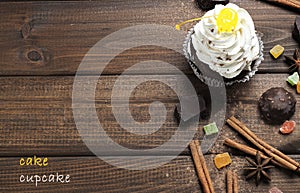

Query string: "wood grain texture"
[0, 0, 298, 76]
[0, 74, 299, 156]
[0, 1, 300, 192]
[0, 156, 200, 193]
[0, 155, 299, 193]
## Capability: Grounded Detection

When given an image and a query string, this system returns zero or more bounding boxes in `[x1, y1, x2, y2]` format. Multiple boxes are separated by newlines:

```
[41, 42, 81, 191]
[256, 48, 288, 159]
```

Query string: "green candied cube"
[203, 122, 219, 135]
[287, 72, 299, 86]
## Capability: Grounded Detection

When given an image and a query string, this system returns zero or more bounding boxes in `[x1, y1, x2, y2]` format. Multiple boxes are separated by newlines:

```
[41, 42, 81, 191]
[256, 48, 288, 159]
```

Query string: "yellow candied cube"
[270, 45, 284, 59]
[214, 152, 232, 169]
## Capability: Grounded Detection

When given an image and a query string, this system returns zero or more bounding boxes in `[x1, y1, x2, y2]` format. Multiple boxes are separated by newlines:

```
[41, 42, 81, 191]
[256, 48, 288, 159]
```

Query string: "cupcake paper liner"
[183, 26, 264, 87]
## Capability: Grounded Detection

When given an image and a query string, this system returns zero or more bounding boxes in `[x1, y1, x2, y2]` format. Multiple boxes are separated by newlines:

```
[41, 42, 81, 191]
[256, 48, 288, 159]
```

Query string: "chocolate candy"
[258, 87, 296, 124]
[196, 0, 229, 11]
[278, 139, 300, 154]
[174, 95, 206, 122]
[292, 16, 300, 43]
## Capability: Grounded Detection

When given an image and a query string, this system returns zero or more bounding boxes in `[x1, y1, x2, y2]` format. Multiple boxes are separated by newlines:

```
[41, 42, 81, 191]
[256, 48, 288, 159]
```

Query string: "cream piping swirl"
[190, 3, 260, 79]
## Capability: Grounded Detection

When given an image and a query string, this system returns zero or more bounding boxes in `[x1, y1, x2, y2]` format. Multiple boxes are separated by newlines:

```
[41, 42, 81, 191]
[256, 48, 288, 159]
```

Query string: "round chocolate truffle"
[258, 87, 296, 124]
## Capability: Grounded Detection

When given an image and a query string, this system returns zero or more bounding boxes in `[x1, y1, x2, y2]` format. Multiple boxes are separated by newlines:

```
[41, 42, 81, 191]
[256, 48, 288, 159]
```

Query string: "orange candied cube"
[270, 45, 284, 59]
[297, 81, 300, 94]
[214, 152, 232, 169]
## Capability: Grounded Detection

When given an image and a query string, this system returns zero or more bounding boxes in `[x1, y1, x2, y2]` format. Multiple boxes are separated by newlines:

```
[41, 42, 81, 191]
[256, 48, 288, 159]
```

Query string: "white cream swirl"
[190, 3, 260, 79]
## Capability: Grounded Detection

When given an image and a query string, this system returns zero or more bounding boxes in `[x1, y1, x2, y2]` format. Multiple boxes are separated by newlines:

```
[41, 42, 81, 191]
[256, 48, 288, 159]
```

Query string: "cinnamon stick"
[224, 138, 284, 168]
[194, 140, 215, 193]
[226, 170, 233, 193]
[233, 171, 238, 193]
[226, 119, 292, 168]
[224, 138, 263, 157]
[226, 170, 238, 193]
[230, 116, 300, 168]
[227, 118, 296, 171]
[227, 116, 300, 172]
[260, 0, 300, 10]
[190, 140, 214, 193]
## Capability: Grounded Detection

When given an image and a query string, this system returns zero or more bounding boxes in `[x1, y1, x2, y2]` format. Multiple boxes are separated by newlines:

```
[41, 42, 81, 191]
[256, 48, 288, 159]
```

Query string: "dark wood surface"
[0, 0, 299, 192]
[1, 156, 300, 193]
[0, 0, 298, 76]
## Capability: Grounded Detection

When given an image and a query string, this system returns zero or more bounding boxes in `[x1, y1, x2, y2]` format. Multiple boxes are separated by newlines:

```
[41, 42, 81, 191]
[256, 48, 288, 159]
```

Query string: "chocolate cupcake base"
[183, 27, 264, 86]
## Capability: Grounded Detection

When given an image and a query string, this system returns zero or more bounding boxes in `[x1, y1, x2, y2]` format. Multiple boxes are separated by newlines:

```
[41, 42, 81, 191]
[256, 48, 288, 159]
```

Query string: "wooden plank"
[0, 156, 200, 193]
[212, 73, 300, 155]
[0, 75, 207, 156]
[207, 155, 300, 193]
[0, 0, 298, 75]
[0, 75, 207, 102]
[0, 155, 299, 192]
[0, 74, 299, 156]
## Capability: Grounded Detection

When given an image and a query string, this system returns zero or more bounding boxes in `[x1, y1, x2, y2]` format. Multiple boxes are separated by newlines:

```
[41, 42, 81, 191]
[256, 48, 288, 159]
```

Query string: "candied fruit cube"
[279, 120, 295, 134]
[203, 122, 219, 135]
[287, 72, 299, 86]
[297, 81, 300, 94]
[270, 45, 284, 59]
[216, 8, 238, 33]
[214, 152, 232, 169]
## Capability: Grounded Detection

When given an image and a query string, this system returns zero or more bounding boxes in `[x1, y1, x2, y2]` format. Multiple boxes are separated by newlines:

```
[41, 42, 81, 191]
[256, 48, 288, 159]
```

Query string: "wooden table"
[0, 0, 299, 192]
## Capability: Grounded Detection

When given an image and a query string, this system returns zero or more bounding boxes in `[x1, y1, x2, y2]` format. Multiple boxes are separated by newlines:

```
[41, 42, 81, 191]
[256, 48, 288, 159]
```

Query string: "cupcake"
[184, 3, 263, 86]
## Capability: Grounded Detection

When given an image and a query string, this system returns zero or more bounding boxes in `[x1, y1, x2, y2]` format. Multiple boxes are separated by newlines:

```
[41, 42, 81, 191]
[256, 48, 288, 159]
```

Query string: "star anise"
[244, 151, 274, 186]
[285, 49, 300, 74]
